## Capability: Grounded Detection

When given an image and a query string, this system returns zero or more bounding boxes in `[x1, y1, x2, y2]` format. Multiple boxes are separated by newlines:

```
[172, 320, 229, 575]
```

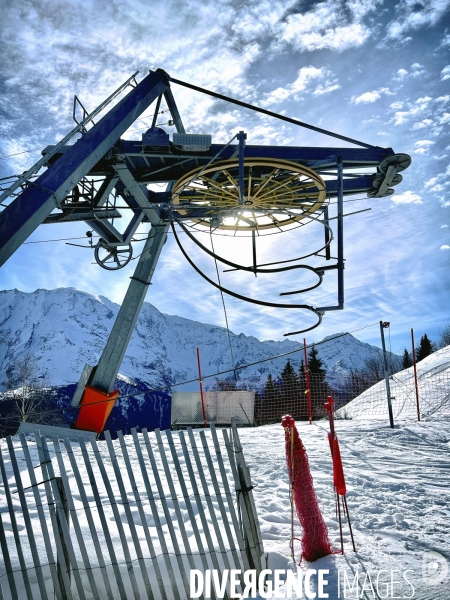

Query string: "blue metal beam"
[0, 69, 169, 268]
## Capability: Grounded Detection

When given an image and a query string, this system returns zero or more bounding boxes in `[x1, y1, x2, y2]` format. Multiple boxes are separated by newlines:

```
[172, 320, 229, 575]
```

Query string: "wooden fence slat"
[211, 424, 261, 570]
[35, 435, 83, 600]
[52, 437, 101, 600]
[104, 431, 153, 599]
[198, 430, 250, 573]
[77, 437, 128, 600]
[0, 426, 264, 600]
[117, 431, 169, 600]
[186, 428, 234, 572]
[130, 429, 181, 600]
[0, 485, 19, 600]
[140, 428, 191, 600]
[176, 429, 227, 600]
[230, 425, 264, 555]
[222, 428, 263, 572]
[213, 425, 261, 572]
[62, 438, 115, 600]
[89, 437, 142, 599]
[164, 431, 211, 571]
[18, 433, 65, 600]
[0, 445, 33, 598]
[153, 429, 200, 585]
[2, 441, 49, 600]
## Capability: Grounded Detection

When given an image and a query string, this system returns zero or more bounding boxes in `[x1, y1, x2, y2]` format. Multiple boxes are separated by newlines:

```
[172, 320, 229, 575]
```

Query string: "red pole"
[196, 347, 207, 427]
[303, 338, 312, 424]
[411, 328, 421, 421]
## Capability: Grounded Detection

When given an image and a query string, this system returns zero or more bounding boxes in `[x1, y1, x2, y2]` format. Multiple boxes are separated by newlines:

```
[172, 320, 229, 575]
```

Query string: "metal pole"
[303, 339, 312, 424]
[379, 321, 394, 428]
[56, 477, 71, 600]
[337, 157, 344, 308]
[323, 206, 331, 260]
[411, 328, 421, 421]
[196, 347, 207, 427]
[238, 130, 246, 205]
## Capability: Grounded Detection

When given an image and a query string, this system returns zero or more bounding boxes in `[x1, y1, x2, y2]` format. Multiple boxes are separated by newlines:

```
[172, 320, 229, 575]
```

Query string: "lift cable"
[209, 228, 238, 382]
[0, 322, 381, 419]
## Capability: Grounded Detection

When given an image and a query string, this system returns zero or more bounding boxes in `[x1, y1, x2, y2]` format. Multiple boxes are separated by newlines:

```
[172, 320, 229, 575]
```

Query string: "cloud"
[387, 0, 450, 39]
[351, 88, 394, 104]
[412, 118, 433, 130]
[413, 139, 435, 154]
[441, 65, 450, 81]
[278, 0, 382, 53]
[435, 95, 450, 103]
[313, 82, 341, 96]
[261, 66, 335, 105]
[390, 96, 433, 125]
[410, 63, 426, 77]
[437, 33, 450, 49]
[441, 224, 448, 228]
[393, 63, 426, 81]
[441, 245, 450, 250]
[396, 68, 409, 80]
[391, 190, 423, 204]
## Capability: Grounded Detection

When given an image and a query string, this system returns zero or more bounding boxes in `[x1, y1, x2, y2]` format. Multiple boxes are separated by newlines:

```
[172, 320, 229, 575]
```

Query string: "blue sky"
[0, 0, 449, 354]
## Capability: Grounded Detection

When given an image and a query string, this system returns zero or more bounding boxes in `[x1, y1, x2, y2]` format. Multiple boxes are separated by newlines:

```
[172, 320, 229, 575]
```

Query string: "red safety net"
[282, 415, 333, 562]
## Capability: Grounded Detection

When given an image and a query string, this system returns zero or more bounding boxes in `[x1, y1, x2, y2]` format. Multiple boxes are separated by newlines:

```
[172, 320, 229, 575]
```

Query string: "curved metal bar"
[222, 213, 334, 270]
[171, 221, 323, 335]
[173, 216, 323, 284]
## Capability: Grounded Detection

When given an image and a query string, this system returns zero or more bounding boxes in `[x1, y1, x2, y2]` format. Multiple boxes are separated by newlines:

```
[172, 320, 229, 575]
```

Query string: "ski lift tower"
[0, 69, 411, 434]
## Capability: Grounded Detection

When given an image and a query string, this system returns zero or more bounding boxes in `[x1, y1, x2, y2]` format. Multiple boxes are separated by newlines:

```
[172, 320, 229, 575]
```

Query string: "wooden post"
[411, 328, 421, 421]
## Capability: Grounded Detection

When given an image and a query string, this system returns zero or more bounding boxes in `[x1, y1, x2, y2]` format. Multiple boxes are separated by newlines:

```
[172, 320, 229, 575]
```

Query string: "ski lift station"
[0, 69, 411, 435]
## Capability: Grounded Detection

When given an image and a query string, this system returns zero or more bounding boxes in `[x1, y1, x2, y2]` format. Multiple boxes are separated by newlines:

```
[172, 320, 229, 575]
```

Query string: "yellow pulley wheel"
[172, 158, 327, 231]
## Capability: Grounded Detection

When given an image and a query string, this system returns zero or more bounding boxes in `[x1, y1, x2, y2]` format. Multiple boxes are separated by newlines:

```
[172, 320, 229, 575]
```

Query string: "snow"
[239, 418, 450, 598]
[338, 345, 450, 421]
[1, 416, 449, 598]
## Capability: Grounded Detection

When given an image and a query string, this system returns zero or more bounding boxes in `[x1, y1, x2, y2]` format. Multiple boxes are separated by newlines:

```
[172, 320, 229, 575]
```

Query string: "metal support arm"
[0, 70, 168, 268]
[76, 221, 169, 398]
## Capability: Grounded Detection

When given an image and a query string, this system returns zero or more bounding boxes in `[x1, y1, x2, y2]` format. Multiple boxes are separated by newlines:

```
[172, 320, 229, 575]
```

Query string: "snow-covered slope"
[1, 420, 448, 599]
[0, 287, 396, 392]
[338, 345, 450, 420]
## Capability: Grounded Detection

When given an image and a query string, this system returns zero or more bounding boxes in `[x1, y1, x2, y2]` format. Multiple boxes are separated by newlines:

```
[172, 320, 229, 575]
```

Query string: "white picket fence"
[0, 424, 263, 600]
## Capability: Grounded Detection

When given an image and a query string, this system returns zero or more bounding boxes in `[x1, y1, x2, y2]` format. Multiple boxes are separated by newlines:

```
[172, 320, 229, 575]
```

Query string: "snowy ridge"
[338, 345, 450, 420]
[0, 287, 397, 392]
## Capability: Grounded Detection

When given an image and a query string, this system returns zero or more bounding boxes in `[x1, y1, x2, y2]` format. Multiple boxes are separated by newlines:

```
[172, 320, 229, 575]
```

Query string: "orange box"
[74, 386, 119, 434]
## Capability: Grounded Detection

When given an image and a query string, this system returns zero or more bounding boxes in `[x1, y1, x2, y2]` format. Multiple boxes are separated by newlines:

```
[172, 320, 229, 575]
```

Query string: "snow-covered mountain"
[0, 287, 396, 393]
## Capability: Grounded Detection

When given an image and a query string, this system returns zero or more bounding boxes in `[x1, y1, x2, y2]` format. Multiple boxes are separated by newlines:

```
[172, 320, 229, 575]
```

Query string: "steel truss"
[0, 69, 411, 433]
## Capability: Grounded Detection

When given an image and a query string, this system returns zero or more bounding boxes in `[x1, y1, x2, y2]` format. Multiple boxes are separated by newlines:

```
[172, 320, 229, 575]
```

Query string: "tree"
[0, 353, 61, 437]
[438, 324, 450, 349]
[255, 373, 281, 423]
[416, 334, 434, 362]
[308, 345, 326, 376]
[363, 356, 385, 381]
[401, 349, 413, 369]
[280, 359, 302, 418]
[306, 345, 331, 418]
[281, 359, 296, 380]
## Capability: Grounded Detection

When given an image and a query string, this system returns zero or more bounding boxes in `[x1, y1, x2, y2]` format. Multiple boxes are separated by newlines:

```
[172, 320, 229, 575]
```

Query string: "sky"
[0, 0, 449, 355]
